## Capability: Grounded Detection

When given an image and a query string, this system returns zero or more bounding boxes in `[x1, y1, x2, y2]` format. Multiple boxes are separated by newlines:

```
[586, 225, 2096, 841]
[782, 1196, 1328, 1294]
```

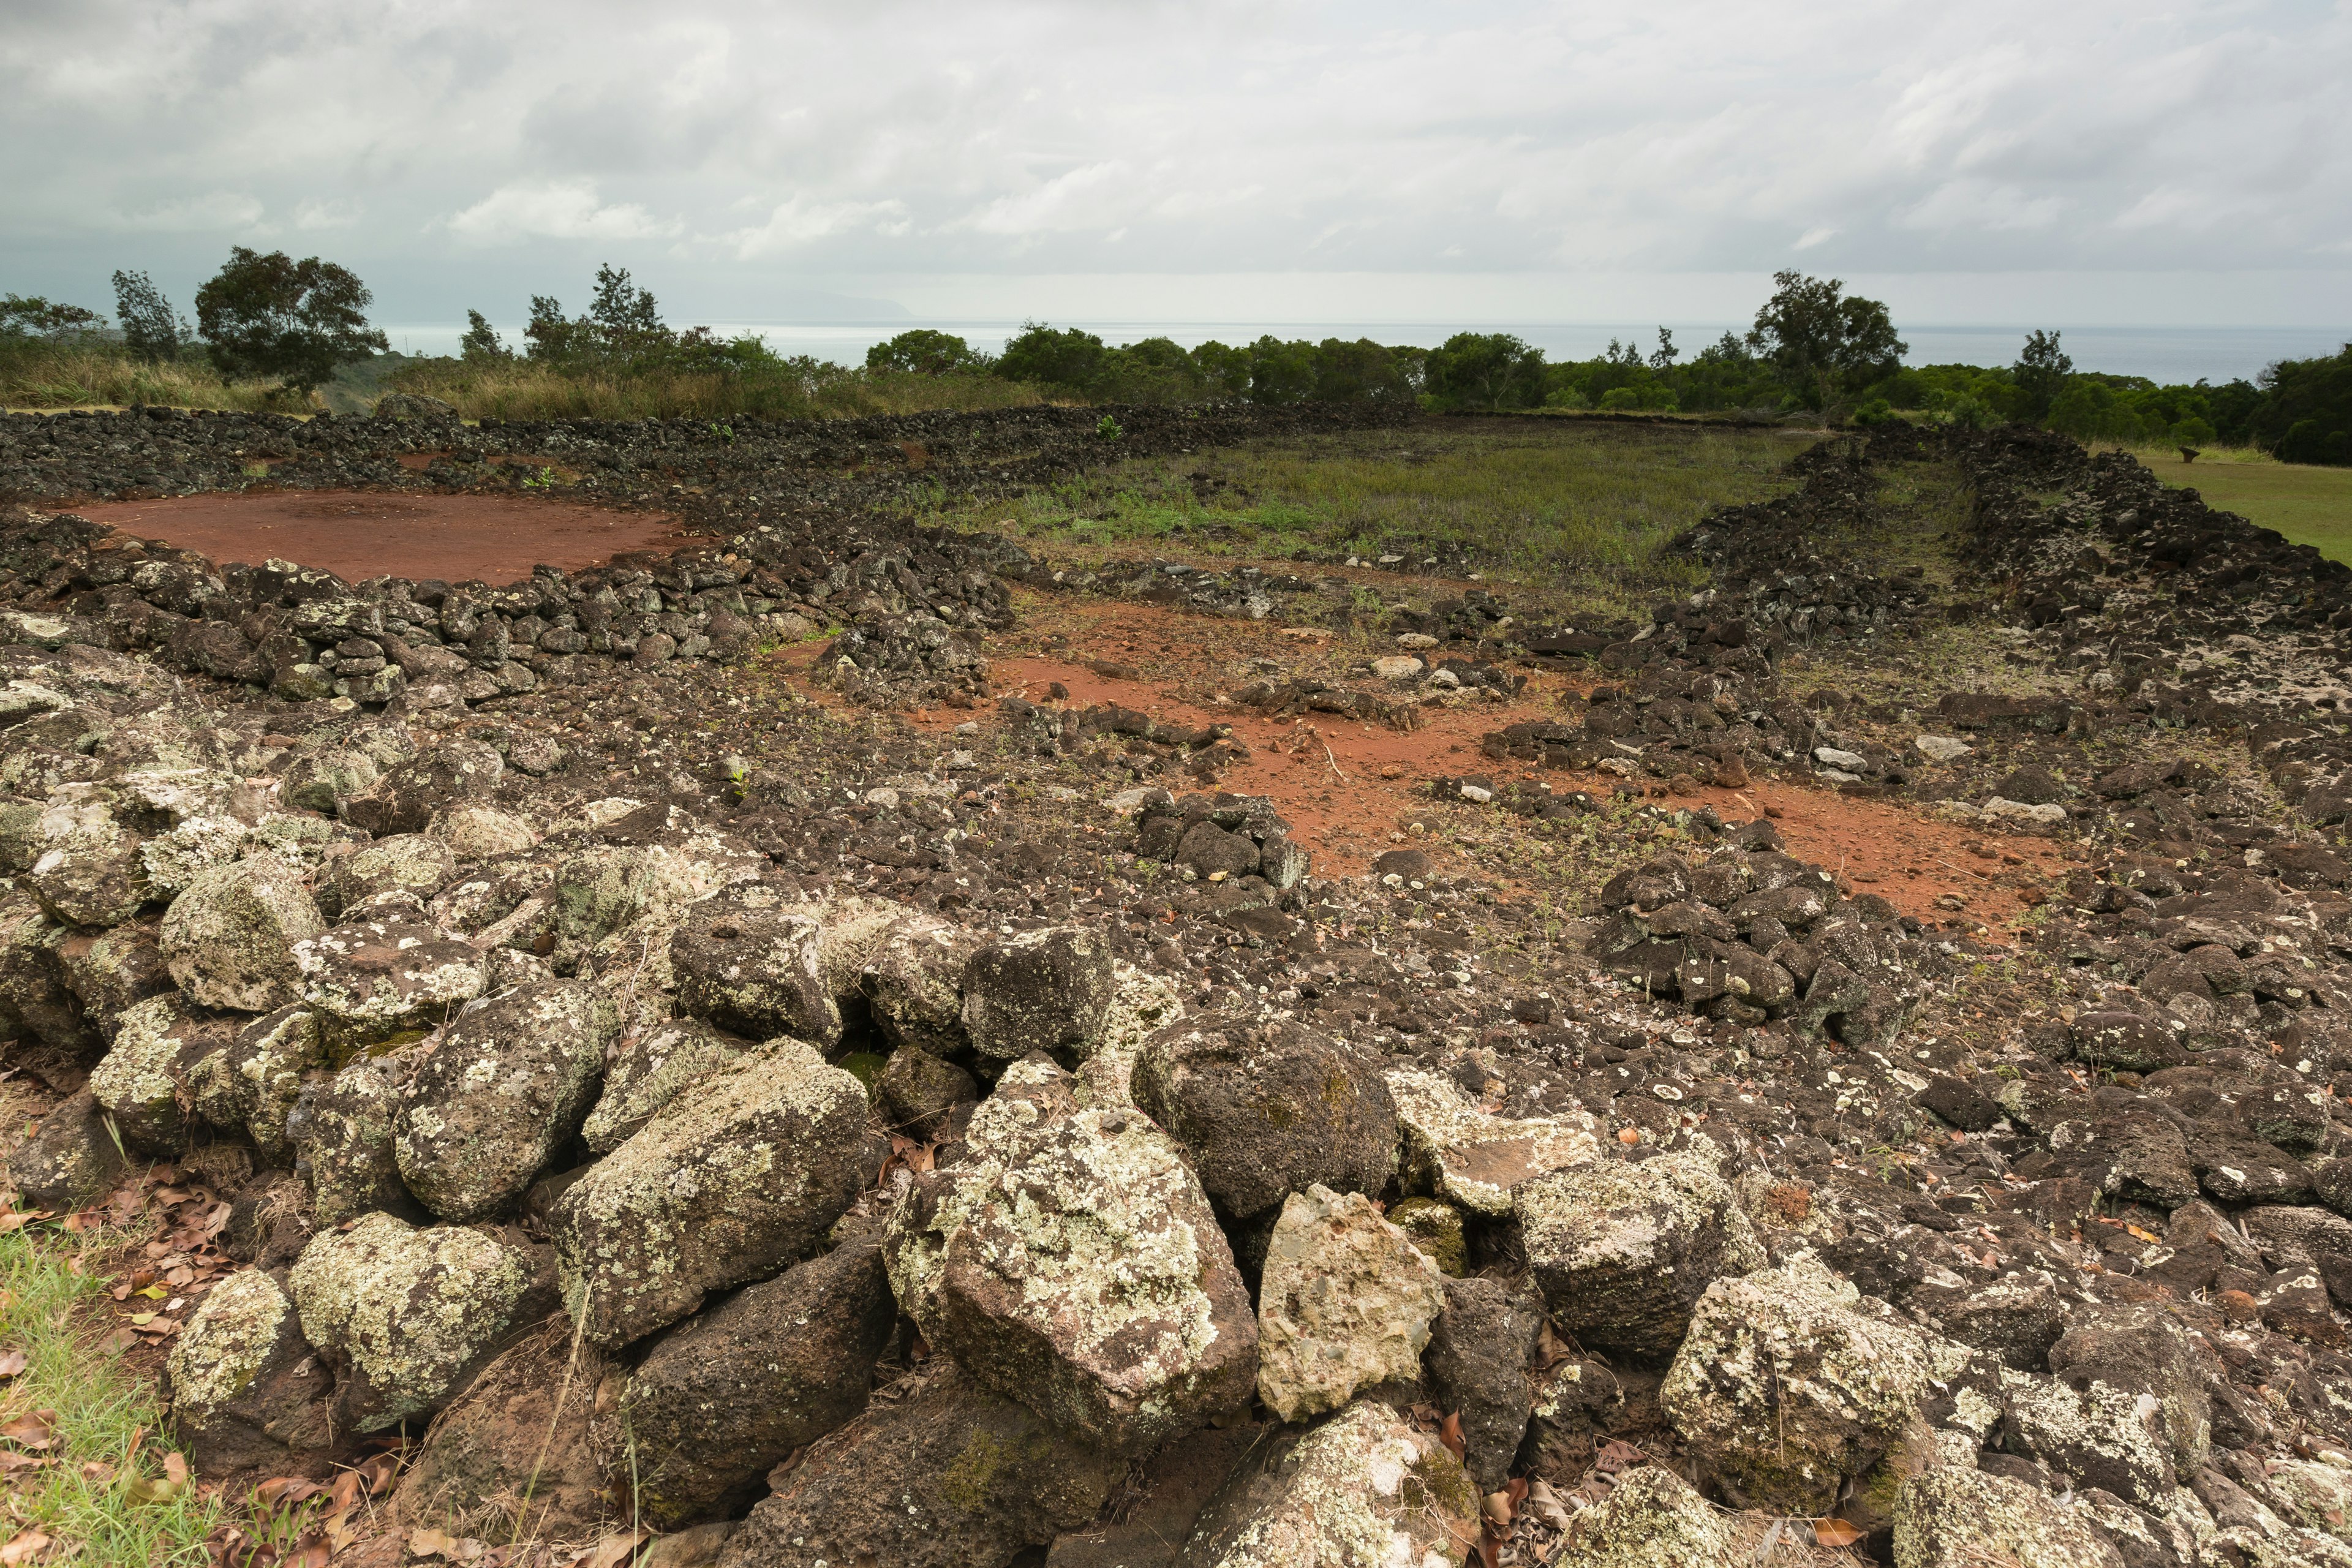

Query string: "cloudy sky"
[4, 0, 2348, 337]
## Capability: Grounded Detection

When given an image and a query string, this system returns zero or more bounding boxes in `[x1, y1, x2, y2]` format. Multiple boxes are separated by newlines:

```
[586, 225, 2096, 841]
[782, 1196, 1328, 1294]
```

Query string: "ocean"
[371, 321, 2352, 390]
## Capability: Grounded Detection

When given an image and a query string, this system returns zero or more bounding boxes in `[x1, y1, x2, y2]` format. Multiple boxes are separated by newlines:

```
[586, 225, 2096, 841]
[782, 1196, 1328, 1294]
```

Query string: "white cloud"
[294, 198, 363, 231]
[118, 192, 266, 232]
[725, 196, 909, 258]
[442, 179, 680, 244]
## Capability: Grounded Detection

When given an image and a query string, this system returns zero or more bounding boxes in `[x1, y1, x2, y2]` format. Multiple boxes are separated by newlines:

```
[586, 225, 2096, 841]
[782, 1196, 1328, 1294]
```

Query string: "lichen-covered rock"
[1660, 1251, 1964, 1516]
[396, 980, 617, 1221]
[27, 786, 150, 927]
[431, 804, 538, 861]
[2045, 1300, 2212, 1484]
[553, 1039, 873, 1349]
[88, 991, 235, 1151]
[2261, 1460, 2352, 1545]
[323, 833, 455, 916]
[885, 1055, 1257, 1454]
[397, 1322, 614, 1544]
[1174, 1398, 1479, 1568]
[1515, 1150, 1765, 1355]
[1909, 1270, 2067, 1371]
[618, 1224, 897, 1527]
[293, 917, 487, 1057]
[165, 1268, 333, 1472]
[340, 739, 503, 838]
[160, 855, 323, 1011]
[1999, 1370, 2178, 1507]
[863, 914, 975, 1055]
[1130, 1016, 1397, 1220]
[1551, 1463, 1743, 1568]
[668, 891, 899, 1048]
[1253, 1183, 1444, 1424]
[0, 891, 100, 1055]
[1386, 1066, 1596, 1215]
[715, 1362, 1122, 1568]
[875, 1042, 978, 1139]
[288, 1211, 540, 1432]
[1389, 1196, 1468, 1277]
[290, 1048, 419, 1226]
[189, 1004, 327, 1161]
[137, 815, 250, 897]
[579, 1016, 758, 1155]
[1893, 1464, 2125, 1568]
[1425, 1273, 1545, 1493]
[6, 1088, 125, 1210]
[53, 917, 173, 1041]
[962, 925, 1114, 1063]
[548, 835, 760, 965]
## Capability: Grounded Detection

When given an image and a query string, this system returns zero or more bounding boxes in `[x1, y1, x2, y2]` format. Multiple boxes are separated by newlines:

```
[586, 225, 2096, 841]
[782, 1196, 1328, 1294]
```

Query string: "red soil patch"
[75, 489, 689, 587]
[783, 596, 2071, 935]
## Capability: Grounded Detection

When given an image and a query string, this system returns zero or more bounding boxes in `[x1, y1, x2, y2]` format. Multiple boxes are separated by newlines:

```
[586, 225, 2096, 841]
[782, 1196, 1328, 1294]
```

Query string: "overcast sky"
[4, 0, 2348, 335]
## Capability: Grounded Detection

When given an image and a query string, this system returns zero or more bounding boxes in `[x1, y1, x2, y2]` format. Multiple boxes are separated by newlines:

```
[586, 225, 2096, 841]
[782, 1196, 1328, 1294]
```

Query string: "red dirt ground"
[786, 597, 2071, 937]
[75, 489, 688, 586]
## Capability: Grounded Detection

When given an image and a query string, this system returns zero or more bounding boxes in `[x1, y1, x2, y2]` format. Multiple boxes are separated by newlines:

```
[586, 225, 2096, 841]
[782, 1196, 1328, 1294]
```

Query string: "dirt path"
[75, 489, 687, 585]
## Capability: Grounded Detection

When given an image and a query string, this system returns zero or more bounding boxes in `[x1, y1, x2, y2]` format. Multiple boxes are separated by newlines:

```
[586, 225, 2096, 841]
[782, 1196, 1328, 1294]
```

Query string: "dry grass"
[385, 360, 1047, 422]
[0, 341, 287, 413]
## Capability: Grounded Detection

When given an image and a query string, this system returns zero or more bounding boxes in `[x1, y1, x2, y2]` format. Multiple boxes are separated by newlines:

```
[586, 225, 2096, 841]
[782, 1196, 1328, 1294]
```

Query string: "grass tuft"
[0, 1221, 218, 1566]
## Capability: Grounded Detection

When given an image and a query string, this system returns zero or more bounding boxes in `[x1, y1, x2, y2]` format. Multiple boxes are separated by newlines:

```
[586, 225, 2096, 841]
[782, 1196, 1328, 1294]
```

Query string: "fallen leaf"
[0, 1354, 23, 1379]
[581, 1530, 648, 1568]
[354, 1448, 403, 1496]
[1811, 1517, 1864, 1548]
[1, 1413, 56, 1451]
[0, 1529, 48, 1564]
[164, 1451, 188, 1486]
[124, 1475, 183, 1504]
[1438, 1411, 1466, 1463]
[409, 1528, 489, 1561]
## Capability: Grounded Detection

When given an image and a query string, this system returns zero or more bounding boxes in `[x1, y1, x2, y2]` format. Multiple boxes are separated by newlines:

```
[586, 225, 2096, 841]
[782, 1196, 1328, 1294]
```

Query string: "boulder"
[88, 992, 234, 1151]
[322, 833, 455, 916]
[195, 1004, 327, 1161]
[1253, 1183, 1444, 1424]
[395, 981, 618, 1221]
[619, 1225, 897, 1527]
[159, 855, 323, 1011]
[289, 1048, 420, 1226]
[6, 1088, 125, 1210]
[341, 740, 503, 838]
[27, 786, 149, 927]
[1999, 1371, 2177, 1507]
[885, 1056, 1257, 1453]
[715, 1363, 1123, 1568]
[2244, 1205, 2352, 1309]
[396, 1322, 615, 1544]
[1893, 1465, 2125, 1568]
[288, 1212, 543, 1432]
[579, 1016, 760, 1155]
[432, 804, 538, 861]
[293, 917, 488, 1057]
[1129, 1016, 1397, 1220]
[53, 918, 173, 1041]
[875, 1044, 978, 1140]
[1386, 1066, 1596, 1215]
[1551, 1463, 1743, 1568]
[1424, 1273, 1545, 1493]
[2044, 1300, 2211, 1483]
[1660, 1251, 1962, 1516]
[1173, 1399, 1477, 1568]
[962, 925, 1114, 1063]
[1515, 1150, 1765, 1356]
[165, 1268, 334, 1472]
[552, 1039, 874, 1349]
[667, 889, 899, 1047]
[862, 915, 975, 1055]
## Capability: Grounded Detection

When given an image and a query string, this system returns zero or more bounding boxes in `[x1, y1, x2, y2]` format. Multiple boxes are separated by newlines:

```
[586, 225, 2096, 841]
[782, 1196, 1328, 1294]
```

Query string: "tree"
[459, 309, 511, 362]
[866, 329, 983, 375]
[2248, 346, 2352, 466]
[1747, 271, 1906, 410]
[111, 270, 188, 363]
[1423, 333, 1547, 411]
[0, 295, 102, 340]
[2012, 329, 2073, 422]
[995, 323, 1110, 390]
[194, 247, 388, 390]
[587, 264, 663, 341]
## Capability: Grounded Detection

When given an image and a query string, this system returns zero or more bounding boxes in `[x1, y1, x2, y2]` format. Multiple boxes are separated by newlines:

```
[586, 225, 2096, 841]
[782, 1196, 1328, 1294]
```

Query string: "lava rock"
[159, 854, 323, 1012]
[1253, 1183, 1443, 1423]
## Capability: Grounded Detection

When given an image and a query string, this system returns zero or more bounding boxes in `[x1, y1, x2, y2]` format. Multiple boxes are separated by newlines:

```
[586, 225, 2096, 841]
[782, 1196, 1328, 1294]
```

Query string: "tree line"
[7, 255, 2347, 466]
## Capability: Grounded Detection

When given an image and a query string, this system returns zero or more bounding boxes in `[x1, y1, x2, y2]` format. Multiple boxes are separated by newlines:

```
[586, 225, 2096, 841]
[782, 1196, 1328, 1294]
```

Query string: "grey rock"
[160, 855, 323, 1012]
[165, 1268, 334, 1472]
[962, 925, 1114, 1063]
[1516, 1150, 1762, 1355]
[1424, 1273, 1545, 1493]
[1253, 1183, 1442, 1424]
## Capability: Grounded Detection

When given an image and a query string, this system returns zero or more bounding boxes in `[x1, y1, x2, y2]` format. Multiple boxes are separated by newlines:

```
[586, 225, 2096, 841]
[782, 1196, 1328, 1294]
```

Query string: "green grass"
[2113, 444, 2352, 563]
[926, 419, 1818, 596]
[0, 1224, 219, 1565]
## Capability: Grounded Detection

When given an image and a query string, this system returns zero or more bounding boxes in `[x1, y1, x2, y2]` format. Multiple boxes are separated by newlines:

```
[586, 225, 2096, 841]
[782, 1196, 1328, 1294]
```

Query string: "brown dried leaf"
[1438, 1411, 1466, 1463]
[1811, 1518, 1864, 1548]
[0, 1529, 48, 1564]
[0, 1354, 23, 1380]
[0, 1412, 56, 1451]
[409, 1528, 488, 1561]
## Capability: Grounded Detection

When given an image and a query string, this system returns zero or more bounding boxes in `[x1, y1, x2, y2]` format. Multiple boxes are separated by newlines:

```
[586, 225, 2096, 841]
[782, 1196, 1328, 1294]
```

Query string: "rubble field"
[2, 401, 2352, 1568]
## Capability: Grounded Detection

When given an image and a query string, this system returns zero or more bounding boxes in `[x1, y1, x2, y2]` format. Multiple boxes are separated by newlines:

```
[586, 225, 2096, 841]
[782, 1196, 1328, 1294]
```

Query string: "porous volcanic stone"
[1130, 1014, 1397, 1220]
[1253, 1183, 1444, 1424]
[553, 1039, 874, 1349]
[160, 855, 323, 1011]
[962, 925, 1114, 1063]
[1387, 1066, 1596, 1215]
[884, 1055, 1257, 1455]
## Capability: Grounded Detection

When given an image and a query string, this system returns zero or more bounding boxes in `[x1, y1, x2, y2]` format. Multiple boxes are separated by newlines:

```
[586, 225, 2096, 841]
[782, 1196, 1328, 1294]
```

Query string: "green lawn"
[926, 417, 1820, 595]
[2123, 446, 2352, 562]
